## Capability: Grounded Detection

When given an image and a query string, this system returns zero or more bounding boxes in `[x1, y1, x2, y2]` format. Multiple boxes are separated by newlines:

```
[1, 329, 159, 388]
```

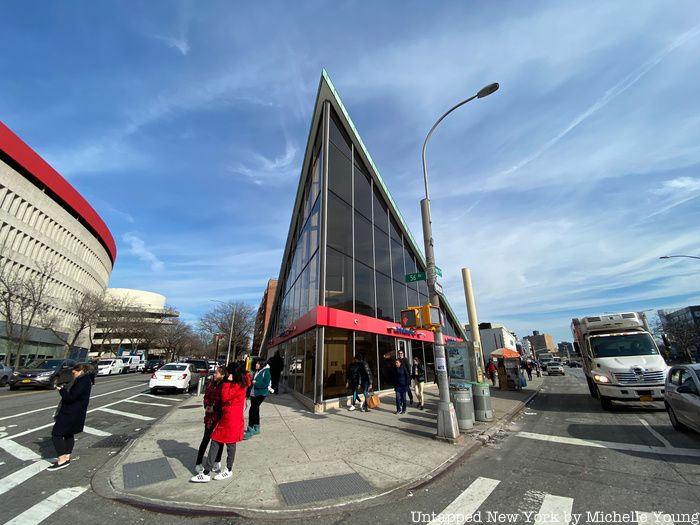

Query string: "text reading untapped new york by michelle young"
[411, 511, 700, 524]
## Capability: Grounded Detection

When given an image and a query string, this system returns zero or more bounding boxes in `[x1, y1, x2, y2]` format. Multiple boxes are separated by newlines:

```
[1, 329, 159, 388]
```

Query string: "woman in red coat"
[191, 362, 250, 483]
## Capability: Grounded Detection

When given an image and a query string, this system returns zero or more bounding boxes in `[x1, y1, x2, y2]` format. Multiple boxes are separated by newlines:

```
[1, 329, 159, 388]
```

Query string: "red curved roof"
[0, 121, 116, 264]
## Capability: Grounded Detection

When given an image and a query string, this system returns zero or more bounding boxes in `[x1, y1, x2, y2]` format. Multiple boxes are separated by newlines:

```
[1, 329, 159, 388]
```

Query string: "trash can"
[471, 382, 494, 422]
[449, 383, 474, 431]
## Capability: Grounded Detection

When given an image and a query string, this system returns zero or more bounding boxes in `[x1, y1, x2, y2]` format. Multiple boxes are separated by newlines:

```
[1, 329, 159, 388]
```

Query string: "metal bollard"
[196, 376, 206, 396]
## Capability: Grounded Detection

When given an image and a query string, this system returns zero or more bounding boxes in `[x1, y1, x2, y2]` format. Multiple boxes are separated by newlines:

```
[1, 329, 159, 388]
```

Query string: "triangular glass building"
[262, 71, 467, 411]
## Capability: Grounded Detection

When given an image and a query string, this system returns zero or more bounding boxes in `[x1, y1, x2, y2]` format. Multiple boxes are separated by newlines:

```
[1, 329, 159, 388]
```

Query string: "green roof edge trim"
[321, 69, 467, 339]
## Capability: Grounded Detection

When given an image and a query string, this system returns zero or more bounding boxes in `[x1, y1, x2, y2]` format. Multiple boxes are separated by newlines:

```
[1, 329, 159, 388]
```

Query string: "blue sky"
[2, 1, 700, 343]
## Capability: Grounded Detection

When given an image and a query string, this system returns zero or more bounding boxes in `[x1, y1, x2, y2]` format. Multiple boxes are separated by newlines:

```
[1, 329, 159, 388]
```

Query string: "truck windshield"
[590, 334, 659, 358]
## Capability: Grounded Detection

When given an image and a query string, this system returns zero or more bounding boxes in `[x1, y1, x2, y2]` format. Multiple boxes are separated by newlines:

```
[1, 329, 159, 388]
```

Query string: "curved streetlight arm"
[421, 94, 478, 200]
[659, 255, 700, 260]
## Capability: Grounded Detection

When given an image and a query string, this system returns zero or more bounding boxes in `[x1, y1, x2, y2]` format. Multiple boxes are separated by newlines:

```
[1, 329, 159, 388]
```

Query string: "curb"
[91, 383, 543, 519]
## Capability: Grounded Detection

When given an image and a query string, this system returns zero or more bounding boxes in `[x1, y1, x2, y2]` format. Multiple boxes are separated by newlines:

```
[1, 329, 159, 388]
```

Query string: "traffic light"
[400, 307, 421, 329]
[421, 304, 442, 330]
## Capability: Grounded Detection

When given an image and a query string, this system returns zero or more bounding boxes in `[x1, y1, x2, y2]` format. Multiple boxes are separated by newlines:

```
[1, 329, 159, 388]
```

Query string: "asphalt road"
[1, 368, 699, 525]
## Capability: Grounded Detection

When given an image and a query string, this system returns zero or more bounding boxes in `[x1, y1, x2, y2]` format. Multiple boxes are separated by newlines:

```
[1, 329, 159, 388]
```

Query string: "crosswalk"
[424, 477, 680, 525]
[0, 389, 186, 524]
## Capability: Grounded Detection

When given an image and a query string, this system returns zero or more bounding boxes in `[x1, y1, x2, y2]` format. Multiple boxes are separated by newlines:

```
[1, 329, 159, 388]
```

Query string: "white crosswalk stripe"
[428, 477, 500, 525]
[537, 494, 573, 525]
[5, 485, 88, 525]
[123, 399, 171, 407]
[637, 512, 675, 524]
[0, 460, 50, 496]
[96, 407, 155, 420]
[0, 439, 40, 461]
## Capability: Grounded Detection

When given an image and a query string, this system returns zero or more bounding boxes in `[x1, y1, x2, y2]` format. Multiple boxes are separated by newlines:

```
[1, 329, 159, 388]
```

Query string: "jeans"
[349, 381, 360, 405]
[395, 386, 408, 412]
[206, 441, 237, 472]
[249, 396, 265, 427]
[414, 381, 424, 406]
[360, 381, 371, 407]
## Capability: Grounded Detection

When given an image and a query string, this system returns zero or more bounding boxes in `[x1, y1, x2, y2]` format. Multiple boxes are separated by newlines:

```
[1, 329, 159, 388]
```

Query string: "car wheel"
[667, 404, 687, 431]
[0, 376, 7, 387]
[586, 377, 598, 398]
[600, 394, 613, 411]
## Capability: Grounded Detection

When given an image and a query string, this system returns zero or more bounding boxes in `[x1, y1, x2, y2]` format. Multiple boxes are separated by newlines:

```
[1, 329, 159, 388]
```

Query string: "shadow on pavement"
[157, 439, 198, 471]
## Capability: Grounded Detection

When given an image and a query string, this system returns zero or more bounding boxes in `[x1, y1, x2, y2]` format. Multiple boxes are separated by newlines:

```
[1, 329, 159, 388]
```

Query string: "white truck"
[571, 312, 668, 410]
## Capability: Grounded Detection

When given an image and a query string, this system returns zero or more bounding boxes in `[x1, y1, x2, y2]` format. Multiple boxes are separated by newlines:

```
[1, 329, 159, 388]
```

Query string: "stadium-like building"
[0, 121, 115, 365]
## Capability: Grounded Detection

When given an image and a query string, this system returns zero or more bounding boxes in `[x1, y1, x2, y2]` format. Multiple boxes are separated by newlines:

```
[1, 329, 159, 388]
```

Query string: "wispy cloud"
[122, 233, 165, 272]
[229, 141, 298, 185]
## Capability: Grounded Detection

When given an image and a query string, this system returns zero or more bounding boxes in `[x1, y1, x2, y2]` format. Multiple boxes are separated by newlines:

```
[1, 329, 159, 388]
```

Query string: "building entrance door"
[396, 339, 411, 363]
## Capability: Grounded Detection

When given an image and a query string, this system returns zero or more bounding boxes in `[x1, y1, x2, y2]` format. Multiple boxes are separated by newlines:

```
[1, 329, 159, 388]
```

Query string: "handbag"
[367, 393, 380, 409]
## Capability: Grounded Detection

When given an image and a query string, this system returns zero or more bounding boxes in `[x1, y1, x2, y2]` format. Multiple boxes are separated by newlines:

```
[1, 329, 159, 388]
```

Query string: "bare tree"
[43, 290, 107, 358]
[158, 319, 195, 361]
[0, 253, 57, 370]
[93, 293, 141, 357]
[660, 315, 699, 363]
[198, 301, 255, 361]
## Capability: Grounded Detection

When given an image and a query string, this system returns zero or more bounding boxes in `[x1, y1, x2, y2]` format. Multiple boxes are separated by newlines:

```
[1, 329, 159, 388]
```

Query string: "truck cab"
[572, 312, 668, 410]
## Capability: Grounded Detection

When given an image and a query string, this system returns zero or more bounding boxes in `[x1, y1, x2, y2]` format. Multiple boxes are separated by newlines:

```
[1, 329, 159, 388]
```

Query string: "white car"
[121, 355, 143, 373]
[97, 358, 127, 376]
[149, 362, 200, 394]
[547, 363, 565, 376]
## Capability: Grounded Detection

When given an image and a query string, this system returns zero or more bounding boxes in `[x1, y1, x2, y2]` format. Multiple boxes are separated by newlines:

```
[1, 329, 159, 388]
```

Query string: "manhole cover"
[278, 473, 372, 505]
[123, 458, 176, 489]
[90, 434, 132, 448]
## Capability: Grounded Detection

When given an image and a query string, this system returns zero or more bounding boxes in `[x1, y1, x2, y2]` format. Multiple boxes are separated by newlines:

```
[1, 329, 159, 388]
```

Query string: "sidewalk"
[93, 375, 543, 518]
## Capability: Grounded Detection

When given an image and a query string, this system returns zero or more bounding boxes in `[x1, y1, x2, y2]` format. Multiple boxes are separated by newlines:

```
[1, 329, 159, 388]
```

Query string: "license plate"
[639, 395, 653, 402]
[164, 375, 172, 380]
[21, 379, 31, 383]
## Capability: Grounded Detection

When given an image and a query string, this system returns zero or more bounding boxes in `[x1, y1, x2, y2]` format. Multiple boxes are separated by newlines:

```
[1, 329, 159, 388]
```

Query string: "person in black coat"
[48, 363, 93, 471]
[392, 359, 411, 414]
[267, 351, 283, 394]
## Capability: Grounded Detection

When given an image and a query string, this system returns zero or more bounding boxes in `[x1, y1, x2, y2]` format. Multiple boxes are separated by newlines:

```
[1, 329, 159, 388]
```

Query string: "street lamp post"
[420, 82, 499, 441]
[210, 300, 237, 364]
[659, 255, 700, 260]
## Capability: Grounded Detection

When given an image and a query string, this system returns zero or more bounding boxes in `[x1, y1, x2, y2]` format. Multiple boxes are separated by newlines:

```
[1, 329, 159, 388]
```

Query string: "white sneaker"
[190, 473, 210, 483]
[348, 405, 356, 411]
[195, 464, 204, 474]
[212, 462, 221, 473]
[214, 469, 231, 480]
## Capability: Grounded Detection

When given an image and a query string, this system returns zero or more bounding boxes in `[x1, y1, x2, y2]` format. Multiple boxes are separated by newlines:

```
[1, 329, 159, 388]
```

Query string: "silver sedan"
[665, 364, 700, 433]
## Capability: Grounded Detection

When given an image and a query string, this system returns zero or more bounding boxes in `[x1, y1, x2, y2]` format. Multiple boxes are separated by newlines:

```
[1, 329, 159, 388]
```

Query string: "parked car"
[665, 364, 700, 433]
[142, 359, 165, 374]
[149, 362, 200, 394]
[96, 358, 127, 376]
[183, 359, 210, 377]
[208, 360, 218, 372]
[121, 355, 143, 373]
[0, 361, 12, 387]
[8, 358, 76, 390]
[568, 361, 583, 368]
[547, 363, 565, 376]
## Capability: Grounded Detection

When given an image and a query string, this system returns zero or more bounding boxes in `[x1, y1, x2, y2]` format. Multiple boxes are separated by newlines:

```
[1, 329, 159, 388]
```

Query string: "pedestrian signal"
[400, 307, 421, 329]
[421, 304, 442, 330]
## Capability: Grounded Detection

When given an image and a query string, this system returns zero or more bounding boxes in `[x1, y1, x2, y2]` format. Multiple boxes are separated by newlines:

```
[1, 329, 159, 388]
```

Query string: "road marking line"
[96, 408, 155, 421]
[516, 431, 700, 457]
[637, 512, 674, 524]
[0, 439, 41, 461]
[0, 460, 51, 496]
[537, 495, 573, 525]
[137, 393, 177, 401]
[0, 384, 147, 421]
[5, 485, 88, 525]
[123, 399, 171, 407]
[639, 419, 673, 448]
[428, 477, 500, 525]
[83, 426, 111, 437]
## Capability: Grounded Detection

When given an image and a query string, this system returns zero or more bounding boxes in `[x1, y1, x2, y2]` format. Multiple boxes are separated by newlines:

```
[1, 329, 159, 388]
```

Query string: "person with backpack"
[356, 354, 373, 412]
[346, 356, 362, 411]
[244, 360, 271, 439]
[411, 356, 426, 410]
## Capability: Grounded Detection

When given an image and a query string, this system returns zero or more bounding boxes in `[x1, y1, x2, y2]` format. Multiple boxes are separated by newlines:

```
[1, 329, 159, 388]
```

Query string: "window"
[373, 187, 388, 233]
[328, 143, 352, 205]
[391, 239, 404, 282]
[393, 280, 408, 320]
[354, 212, 373, 268]
[323, 328, 352, 399]
[375, 272, 394, 322]
[329, 111, 351, 158]
[327, 191, 352, 256]
[378, 335, 396, 389]
[326, 247, 353, 312]
[355, 260, 375, 317]
[303, 329, 316, 397]
[355, 331, 377, 388]
[353, 159, 372, 220]
[374, 228, 391, 277]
